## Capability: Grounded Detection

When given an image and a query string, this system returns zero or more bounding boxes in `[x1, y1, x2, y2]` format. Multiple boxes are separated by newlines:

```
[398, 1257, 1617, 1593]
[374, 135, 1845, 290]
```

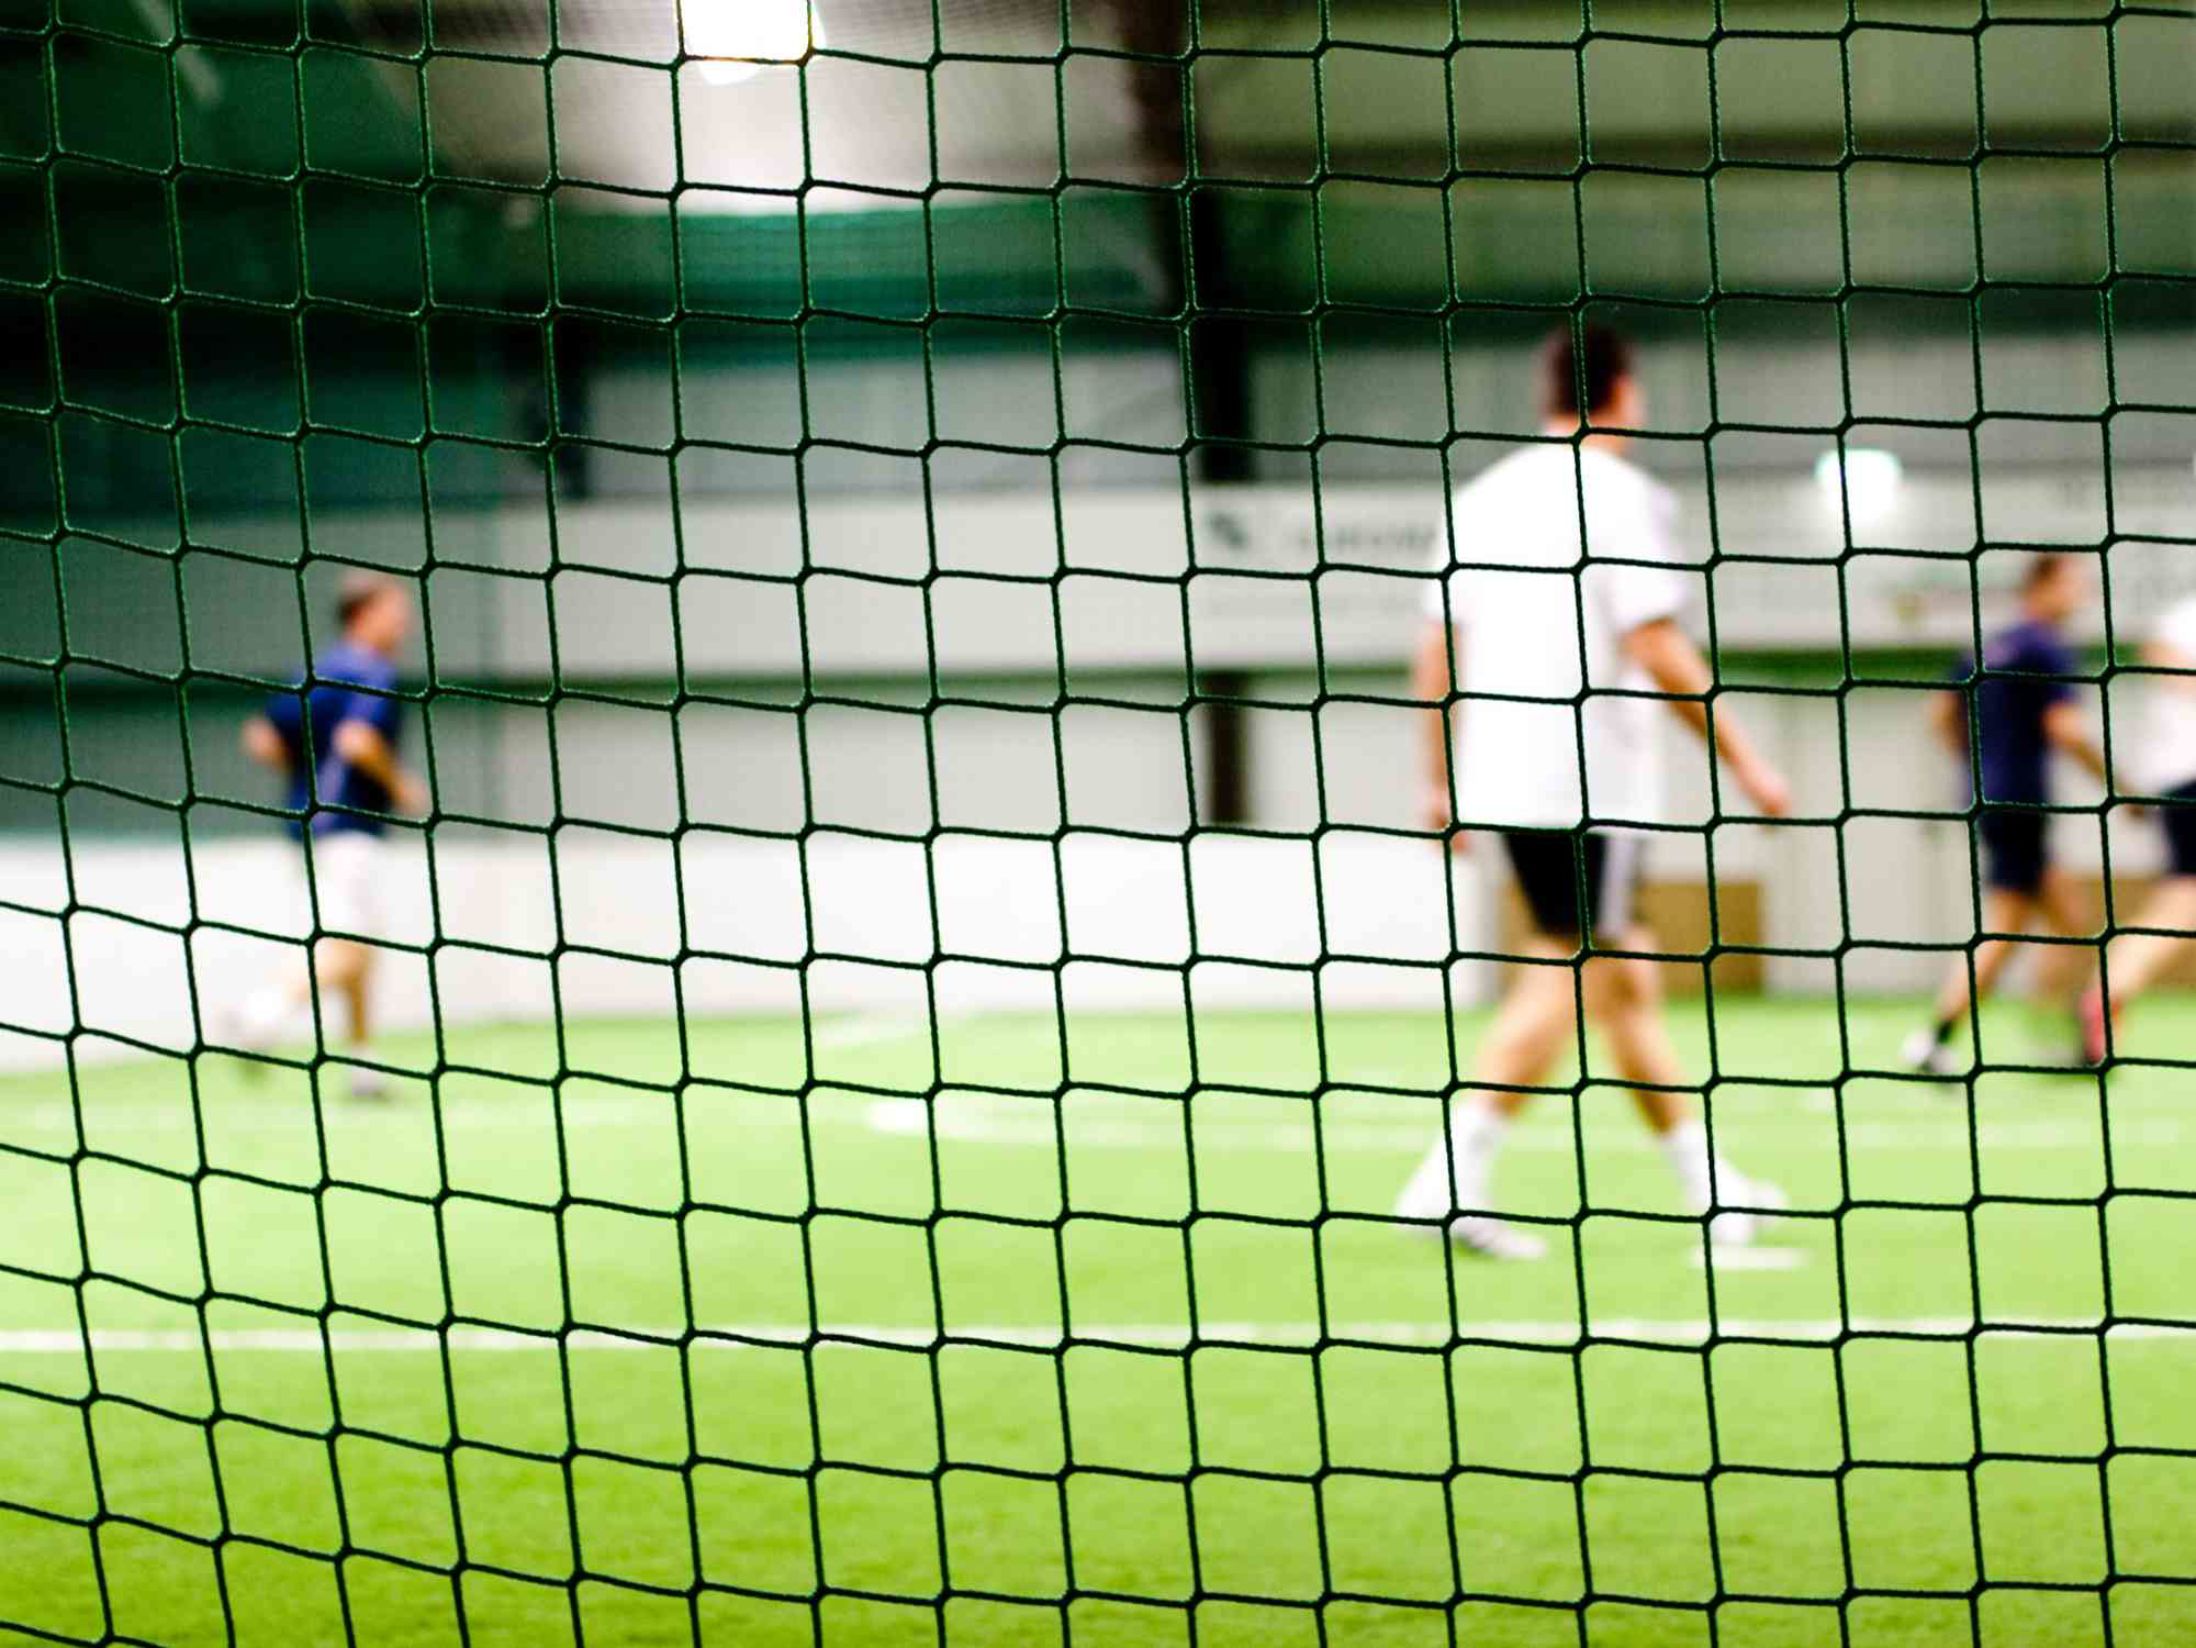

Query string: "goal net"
[3, 0, 2194, 1644]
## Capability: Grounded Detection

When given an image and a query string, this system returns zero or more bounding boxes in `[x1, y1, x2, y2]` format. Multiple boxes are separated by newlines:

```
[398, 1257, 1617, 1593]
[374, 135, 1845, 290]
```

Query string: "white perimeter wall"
[0, 833, 1508, 1072]
[21, 449, 2196, 1071]
[2, 739, 2170, 1073]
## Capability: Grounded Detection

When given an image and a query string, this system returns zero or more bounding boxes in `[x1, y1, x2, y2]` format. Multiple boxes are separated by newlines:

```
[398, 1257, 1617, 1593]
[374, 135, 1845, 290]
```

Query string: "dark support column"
[1111, 0, 1257, 482]
[545, 317, 593, 501]
[1110, 0, 1256, 824]
[1184, 189, 1255, 485]
[1197, 670, 1252, 823]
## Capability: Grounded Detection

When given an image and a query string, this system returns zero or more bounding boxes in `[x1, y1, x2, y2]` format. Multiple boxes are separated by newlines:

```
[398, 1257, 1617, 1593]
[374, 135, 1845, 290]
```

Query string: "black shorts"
[1976, 809, 2049, 895]
[1502, 829, 1639, 944]
[2161, 782, 2196, 877]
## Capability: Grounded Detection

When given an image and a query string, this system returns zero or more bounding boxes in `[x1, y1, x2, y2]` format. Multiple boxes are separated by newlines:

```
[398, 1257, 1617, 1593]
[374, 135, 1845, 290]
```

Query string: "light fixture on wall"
[682, 0, 826, 86]
[1814, 446, 1904, 528]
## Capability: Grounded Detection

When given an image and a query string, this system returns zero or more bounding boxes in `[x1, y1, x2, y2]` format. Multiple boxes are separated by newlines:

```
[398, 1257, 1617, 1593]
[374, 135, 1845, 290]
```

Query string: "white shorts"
[305, 831, 386, 941]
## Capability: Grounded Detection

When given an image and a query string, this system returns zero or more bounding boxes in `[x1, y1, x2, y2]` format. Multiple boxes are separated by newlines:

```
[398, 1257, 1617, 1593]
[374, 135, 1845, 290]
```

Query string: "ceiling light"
[684, 0, 825, 86]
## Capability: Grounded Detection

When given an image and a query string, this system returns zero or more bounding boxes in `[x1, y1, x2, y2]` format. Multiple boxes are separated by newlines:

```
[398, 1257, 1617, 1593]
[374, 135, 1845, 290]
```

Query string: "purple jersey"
[1953, 617, 2075, 805]
[262, 642, 404, 836]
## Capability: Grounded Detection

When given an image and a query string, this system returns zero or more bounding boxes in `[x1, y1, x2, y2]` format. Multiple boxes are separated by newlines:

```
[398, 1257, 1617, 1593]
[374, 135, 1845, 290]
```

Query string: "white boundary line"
[813, 1015, 935, 1051]
[1687, 1246, 1808, 1271]
[12, 1097, 2181, 1156]
[864, 1101, 2185, 1156]
[4, 1316, 2193, 1355]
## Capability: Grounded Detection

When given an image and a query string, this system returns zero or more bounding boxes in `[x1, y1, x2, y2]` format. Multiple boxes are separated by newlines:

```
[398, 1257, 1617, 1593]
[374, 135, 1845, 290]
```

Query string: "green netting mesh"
[4, 0, 2196, 1643]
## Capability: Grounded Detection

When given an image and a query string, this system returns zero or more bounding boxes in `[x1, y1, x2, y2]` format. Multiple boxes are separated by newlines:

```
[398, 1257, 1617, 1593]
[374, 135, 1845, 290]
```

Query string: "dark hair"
[2021, 551, 2074, 593]
[1541, 322, 1633, 419]
[336, 570, 403, 628]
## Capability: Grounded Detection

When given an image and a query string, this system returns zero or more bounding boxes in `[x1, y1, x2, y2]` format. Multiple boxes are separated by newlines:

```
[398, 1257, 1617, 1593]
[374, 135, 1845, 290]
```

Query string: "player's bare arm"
[1413, 617, 1465, 846]
[332, 718, 429, 816]
[1929, 687, 1966, 757]
[241, 715, 290, 773]
[2144, 634, 2196, 683]
[2042, 699, 2112, 788]
[1621, 617, 1792, 817]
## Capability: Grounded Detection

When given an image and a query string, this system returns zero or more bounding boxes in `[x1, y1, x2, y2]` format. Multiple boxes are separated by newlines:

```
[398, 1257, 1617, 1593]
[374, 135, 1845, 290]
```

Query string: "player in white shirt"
[2080, 593, 2196, 1063]
[1395, 324, 1794, 1260]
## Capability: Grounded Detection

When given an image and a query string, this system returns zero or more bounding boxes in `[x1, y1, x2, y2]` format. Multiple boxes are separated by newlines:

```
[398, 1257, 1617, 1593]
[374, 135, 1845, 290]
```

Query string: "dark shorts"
[2161, 782, 2196, 878]
[1502, 829, 1639, 944]
[1976, 809, 2049, 895]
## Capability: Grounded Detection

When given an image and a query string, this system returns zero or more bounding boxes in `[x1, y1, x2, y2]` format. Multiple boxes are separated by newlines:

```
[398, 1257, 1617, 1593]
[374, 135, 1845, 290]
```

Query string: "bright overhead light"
[684, 0, 825, 86]
[1814, 447, 1904, 525]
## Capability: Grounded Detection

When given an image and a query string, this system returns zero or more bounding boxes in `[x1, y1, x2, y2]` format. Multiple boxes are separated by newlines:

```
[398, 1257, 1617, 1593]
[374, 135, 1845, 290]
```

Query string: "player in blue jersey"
[1905, 553, 2113, 1075]
[223, 572, 427, 1097]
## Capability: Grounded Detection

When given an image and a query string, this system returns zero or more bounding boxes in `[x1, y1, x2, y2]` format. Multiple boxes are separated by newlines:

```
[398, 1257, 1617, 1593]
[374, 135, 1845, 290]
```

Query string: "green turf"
[3, 994, 2196, 1648]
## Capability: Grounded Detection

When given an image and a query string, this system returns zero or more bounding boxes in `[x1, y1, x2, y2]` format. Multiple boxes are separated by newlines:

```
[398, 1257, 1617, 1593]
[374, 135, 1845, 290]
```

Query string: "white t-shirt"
[2141, 595, 2196, 794]
[1422, 444, 1690, 830]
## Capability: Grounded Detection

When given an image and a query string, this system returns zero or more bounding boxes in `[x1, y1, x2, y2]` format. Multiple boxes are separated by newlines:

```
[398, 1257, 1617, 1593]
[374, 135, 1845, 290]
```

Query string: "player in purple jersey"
[1905, 554, 2114, 1075]
[221, 572, 428, 1097]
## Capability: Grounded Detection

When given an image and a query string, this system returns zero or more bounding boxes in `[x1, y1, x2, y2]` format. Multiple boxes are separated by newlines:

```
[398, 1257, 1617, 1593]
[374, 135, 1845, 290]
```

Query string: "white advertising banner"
[179, 461, 2193, 682]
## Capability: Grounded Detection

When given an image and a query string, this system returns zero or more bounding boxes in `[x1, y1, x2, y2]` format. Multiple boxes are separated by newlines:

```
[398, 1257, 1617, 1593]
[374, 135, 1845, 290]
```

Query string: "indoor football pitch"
[3, 994, 2195, 1648]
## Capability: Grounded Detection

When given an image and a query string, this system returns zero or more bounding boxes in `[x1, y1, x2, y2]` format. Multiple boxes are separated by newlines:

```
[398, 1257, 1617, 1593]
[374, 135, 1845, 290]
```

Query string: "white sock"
[1659, 1119, 1738, 1213]
[1450, 1096, 1510, 1196]
[1399, 1096, 1510, 1220]
[236, 987, 299, 1048]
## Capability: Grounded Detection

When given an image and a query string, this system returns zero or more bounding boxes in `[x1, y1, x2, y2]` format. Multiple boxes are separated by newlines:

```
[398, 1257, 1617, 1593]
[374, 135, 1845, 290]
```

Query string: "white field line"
[3, 1316, 2194, 1356]
[813, 1015, 936, 1051]
[1686, 1246, 1808, 1271]
[13, 1097, 2183, 1158]
[864, 1102, 2186, 1157]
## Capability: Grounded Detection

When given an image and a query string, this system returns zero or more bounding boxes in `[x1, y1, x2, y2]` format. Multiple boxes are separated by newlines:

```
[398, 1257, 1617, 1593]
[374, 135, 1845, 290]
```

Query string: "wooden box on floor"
[1497, 878, 1765, 996]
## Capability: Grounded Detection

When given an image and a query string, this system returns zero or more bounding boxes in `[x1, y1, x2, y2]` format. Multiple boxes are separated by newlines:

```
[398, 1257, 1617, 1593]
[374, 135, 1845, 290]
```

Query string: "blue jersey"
[1954, 617, 2075, 806]
[263, 642, 404, 837]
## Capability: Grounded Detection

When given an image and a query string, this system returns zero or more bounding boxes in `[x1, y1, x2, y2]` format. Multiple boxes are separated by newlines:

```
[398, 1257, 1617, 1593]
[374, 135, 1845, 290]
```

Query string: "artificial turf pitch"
[3, 995, 2195, 1647]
